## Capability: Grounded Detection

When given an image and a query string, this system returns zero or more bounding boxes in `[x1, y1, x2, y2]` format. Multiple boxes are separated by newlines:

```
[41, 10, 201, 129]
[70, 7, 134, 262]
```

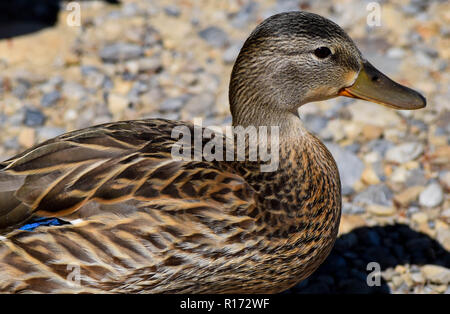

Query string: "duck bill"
[339, 61, 426, 110]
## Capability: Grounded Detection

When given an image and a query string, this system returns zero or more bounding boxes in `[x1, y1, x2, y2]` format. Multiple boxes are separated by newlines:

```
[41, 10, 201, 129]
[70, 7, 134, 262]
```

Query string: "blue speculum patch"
[19, 217, 69, 231]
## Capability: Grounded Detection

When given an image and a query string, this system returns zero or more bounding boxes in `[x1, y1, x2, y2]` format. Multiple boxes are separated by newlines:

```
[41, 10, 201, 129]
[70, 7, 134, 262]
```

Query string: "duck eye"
[314, 47, 332, 59]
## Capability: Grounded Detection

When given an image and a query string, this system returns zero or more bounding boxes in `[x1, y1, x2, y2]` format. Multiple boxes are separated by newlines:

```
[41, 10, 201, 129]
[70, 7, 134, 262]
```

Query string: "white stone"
[419, 183, 444, 208]
[385, 142, 424, 164]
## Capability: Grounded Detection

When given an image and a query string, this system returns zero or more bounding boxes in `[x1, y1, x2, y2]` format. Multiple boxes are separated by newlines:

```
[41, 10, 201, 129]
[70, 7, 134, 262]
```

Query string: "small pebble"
[62, 82, 86, 101]
[361, 166, 380, 185]
[354, 184, 393, 207]
[419, 182, 444, 208]
[367, 205, 396, 216]
[325, 143, 364, 195]
[100, 43, 144, 63]
[385, 142, 424, 164]
[164, 5, 181, 17]
[24, 108, 46, 127]
[12, 79, 30, 99]
[198, 26, 229, 48]
[41, 90, 61, 107]
[160, 96, 189, 112]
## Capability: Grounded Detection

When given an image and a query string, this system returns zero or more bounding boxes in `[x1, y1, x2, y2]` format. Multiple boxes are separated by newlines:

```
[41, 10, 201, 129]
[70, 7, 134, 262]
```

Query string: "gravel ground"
[0, 0, 448, 294]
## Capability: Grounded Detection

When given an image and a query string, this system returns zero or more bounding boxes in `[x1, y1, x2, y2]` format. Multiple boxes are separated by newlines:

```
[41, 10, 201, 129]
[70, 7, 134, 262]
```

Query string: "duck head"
[229, 11, 426, 127]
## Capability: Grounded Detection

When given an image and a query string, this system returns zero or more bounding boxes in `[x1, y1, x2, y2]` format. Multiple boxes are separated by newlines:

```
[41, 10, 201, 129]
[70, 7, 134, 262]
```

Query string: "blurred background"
[0, 0, 448, 293]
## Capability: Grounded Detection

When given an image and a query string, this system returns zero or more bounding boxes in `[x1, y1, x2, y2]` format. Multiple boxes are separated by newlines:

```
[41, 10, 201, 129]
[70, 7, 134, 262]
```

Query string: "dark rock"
[392, 244, 407, 263]
[335, 233, 358, 251]
[366, 230, 381, 246]
[292, 278, 309, 290]
[350, 269, 368, 282]
[41, 90, 60, 107]
[350, 259, 366, 269]
[342, 251, 358, 260]
[406, 238, 432, 252]
[364, 247, 396, 267]
[315, 275, 335, 287]
[24, 108, 46, 126]
[319, 253, 347, 274]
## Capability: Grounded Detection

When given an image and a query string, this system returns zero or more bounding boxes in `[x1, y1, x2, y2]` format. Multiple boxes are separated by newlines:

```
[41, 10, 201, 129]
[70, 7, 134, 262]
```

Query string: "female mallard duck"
[0, 11, 425, 293]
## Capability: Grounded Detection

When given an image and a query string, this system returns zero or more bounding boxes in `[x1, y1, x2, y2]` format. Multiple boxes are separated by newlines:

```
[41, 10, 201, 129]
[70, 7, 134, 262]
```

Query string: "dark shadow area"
[288, 224, 450, 294]
[0, 0, 120, 39]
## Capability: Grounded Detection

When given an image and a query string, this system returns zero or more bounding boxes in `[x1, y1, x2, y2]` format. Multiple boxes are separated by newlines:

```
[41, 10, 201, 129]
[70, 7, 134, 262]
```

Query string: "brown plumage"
[0, 11, 425, 293]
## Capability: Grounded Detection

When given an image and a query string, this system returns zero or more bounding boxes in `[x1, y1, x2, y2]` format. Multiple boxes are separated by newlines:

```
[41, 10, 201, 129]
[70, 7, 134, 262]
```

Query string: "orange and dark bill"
[339, 61, 426, 110]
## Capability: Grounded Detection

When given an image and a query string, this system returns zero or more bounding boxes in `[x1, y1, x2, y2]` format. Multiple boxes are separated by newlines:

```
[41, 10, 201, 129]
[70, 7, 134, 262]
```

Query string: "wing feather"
[0, 119, 256, 235]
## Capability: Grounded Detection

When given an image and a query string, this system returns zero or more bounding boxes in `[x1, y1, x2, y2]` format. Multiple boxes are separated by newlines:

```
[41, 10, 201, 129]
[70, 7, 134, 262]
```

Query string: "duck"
[0, 11, 425, 293]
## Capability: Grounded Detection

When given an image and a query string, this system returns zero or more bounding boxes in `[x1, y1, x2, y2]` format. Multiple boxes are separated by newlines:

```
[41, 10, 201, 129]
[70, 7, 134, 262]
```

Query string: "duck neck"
[231, 102, 299, 129]
[228, 105, 342, 241]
